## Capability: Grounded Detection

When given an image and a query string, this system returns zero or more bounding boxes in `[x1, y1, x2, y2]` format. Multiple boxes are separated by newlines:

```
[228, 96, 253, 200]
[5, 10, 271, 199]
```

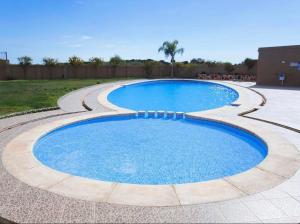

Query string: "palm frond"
[158, 46, 164, 53]
[175, 48, 184, 55]
[158, 40, 184, 61]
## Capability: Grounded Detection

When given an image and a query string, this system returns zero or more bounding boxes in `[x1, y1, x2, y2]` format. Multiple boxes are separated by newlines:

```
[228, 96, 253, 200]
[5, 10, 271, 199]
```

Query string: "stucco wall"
[257, 45, 300, 86]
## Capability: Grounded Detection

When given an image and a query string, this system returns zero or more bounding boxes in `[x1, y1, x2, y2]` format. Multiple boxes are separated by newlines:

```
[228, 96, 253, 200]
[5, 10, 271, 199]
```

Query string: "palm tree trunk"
[171, 56, 175, 78]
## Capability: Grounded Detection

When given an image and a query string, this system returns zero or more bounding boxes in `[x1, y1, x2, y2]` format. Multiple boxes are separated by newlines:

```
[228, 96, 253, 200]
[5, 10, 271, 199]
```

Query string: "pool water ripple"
[34, 115, 267, 185]
[108, 80, 239, 112]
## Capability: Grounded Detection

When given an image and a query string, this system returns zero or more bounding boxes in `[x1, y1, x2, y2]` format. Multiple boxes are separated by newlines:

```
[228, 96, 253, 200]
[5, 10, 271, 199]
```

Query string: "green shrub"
[42, 57, 59, 66]
[109, 55, 123, 67]
[18, 56, 32, 66]
[243, 58, 257, 70]
[175, 62, 184, 69]
[190, 58, 205, 64]
[224, 62, 235, 73]
[68, 56, 84, 66]
[175, 63, 197, 78]
[143, 60, 158, 77]
[89, 57, 103, 66]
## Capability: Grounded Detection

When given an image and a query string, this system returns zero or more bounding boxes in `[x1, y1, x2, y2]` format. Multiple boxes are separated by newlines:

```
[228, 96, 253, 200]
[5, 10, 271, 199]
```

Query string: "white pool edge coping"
[97, 79, 256, 115]
[2, 80, 300, 207]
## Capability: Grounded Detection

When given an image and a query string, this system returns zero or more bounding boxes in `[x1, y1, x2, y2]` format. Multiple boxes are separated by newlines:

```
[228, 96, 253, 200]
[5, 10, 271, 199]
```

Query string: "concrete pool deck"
[1, 79, 300, 223]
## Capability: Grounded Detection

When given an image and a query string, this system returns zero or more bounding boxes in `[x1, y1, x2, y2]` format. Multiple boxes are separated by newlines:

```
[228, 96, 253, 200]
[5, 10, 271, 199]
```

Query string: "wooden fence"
[0, 64, 256, 80]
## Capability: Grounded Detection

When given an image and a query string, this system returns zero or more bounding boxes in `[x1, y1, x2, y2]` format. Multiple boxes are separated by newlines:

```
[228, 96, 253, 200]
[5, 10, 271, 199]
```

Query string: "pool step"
[136, 111, 185, 119]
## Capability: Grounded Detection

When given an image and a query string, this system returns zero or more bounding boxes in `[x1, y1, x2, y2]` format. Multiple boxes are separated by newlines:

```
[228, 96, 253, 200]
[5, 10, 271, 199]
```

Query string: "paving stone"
[270, 197, 300, 217]
[262, 216, 300, 223]
[250, 86, 300, 130]
[277, 180, 300, 197]
[295, 197, 300, 202]
[290, 170, 300, 183]
[1, 82, 300, 223]
[182, 204, 227, 223]
[155, 205, 228, 223]
[239, 193, 265, 202]
[244, 199, 287, 220]
[261, 188, 291, 199]
[219, 201, 260, 223]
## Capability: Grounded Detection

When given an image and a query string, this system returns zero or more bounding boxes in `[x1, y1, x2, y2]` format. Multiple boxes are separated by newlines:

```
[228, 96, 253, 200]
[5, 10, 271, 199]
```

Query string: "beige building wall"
[257, 45, 300, 86]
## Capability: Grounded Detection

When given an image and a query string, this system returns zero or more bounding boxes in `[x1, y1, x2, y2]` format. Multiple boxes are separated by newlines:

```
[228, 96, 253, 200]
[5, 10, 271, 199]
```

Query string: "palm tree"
[158, 40, 184, 77]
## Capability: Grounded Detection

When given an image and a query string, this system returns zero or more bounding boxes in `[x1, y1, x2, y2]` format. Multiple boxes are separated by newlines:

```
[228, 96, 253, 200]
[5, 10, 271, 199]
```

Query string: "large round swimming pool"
[108, 80, 239, 112]
[34, 115, 267, 185]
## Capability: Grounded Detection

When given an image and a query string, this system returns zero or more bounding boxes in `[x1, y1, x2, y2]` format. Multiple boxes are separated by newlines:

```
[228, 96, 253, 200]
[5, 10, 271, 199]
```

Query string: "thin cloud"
[104, 44, 116, 49]
[57, 35, 92, 48]
[69, 44, 82, 48]
[61, 34, 74, 39]
[81, 35, 92, 40]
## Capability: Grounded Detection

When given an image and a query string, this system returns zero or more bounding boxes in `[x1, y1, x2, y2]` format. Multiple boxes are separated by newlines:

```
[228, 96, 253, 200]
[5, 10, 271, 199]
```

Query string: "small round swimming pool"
[33, 115, 267, 185]
[108, 80, 239, 112]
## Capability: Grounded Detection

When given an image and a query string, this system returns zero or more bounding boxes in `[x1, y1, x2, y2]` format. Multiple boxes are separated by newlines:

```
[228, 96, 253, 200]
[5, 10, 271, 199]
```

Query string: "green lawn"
[0, 78, 126, 116]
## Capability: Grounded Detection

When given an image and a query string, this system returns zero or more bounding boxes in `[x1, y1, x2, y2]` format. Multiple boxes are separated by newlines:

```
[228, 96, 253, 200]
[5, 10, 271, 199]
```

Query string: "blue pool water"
[108, 80, 239, 112]
[34, 115, 267, 185]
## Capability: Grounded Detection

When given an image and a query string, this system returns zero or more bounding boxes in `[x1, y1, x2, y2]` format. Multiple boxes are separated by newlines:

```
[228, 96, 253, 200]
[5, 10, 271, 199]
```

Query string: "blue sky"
[0, 0, 299, 64]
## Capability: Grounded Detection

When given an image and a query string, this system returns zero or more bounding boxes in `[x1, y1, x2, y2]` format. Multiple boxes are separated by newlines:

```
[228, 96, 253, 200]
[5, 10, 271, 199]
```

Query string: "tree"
[42, 57, 59, 66]
[158, 40, 184, 77]
[109, 55, 123, 76]
[243, 58, 257, 70]
[68, 56, 84, 66]
[89, 57, 103, 66]
[109, 55, 122, 66]
[18, 56, 32, 78]
[18, 56, 32, 66]
[190, 58, 205, 64]
[224, 62, 235, 73]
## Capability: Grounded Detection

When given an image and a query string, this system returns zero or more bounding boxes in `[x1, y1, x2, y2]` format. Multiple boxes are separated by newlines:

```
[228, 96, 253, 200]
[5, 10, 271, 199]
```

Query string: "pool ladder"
[136, 111, 185, 119]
